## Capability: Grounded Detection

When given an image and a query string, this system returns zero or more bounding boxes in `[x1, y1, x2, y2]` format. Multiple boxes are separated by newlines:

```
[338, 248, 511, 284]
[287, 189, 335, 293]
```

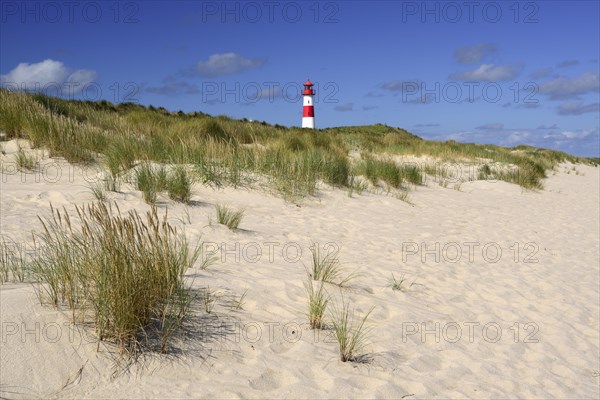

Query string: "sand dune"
[1, 145, 598, 398]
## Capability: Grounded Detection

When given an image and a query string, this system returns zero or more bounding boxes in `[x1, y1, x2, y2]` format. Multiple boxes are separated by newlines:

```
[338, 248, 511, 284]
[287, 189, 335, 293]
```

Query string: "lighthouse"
[302, 79, 315, 129]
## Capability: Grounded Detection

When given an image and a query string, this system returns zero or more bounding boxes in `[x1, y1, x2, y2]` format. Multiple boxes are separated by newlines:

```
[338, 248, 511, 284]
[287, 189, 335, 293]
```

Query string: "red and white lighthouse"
[302, 79, 315, 129]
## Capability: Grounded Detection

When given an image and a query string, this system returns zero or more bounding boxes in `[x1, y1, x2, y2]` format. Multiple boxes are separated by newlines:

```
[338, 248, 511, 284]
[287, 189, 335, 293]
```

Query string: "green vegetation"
[0, 238, 28, 283]
[1, 89, 596, 197]
[330, 301, 374, 362]
[88, 180, 107, 202]
[134, 163, 193, 204]
[15, 145, 36, 171]
[31, 202, 200, 354]
[215, 204, 245, 230]
[305, 278, 330, 329]
[167, 165, 193, 203]
[308, 244, 356, 286]
[387, 273, 416, 292]
[135, 162, 167, 204]
[230, 288, 248, 311]
[202, 286, 217, 313]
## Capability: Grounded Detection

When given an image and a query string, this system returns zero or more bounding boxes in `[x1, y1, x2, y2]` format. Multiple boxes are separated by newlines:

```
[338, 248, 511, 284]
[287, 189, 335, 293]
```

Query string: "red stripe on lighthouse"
[303, 106, 314, 117]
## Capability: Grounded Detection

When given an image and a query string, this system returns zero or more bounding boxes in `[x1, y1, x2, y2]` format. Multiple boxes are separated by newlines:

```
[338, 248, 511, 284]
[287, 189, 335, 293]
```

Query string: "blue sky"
[1, 1, 599, 157]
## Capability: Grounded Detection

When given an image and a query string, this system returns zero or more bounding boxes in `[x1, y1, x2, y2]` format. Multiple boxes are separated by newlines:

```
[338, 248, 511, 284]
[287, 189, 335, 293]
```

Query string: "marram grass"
[305, 278, 330, 329]
[330, 301, 374, 362]
[32, 202, 200, 355]
[1, 88, 596, 199]
[308, 244, 357, 286]
[215, 204, 244, 230]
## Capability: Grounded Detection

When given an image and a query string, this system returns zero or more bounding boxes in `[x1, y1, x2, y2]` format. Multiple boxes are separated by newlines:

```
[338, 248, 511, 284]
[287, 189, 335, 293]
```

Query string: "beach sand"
[1, 141, 599, 398]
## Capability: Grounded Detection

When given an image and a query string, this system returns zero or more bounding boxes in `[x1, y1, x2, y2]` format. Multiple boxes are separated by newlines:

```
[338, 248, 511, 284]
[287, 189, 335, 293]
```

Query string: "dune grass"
[135, 162, 166, 204]
[362, 158, 403, 188]
[330, 301, 374, 362]
[15, 145, 36, 171]
[1, 89, 595, 199]
[308, 244, 357, 286]
[347, 176, 369, 197]
[215, 204, 244, 230]
[401, 163, 423, 185]
[31, 202, 200, 355]
[305, 278, 330, 329]
[202, 286, 217, 313]
[88, 181, 107, 201]
[387, 273, 416, 292]
[134, 163, 193, 204]
[229, 288, 248, 311]
[0, 239, 28, 283]
[167, 165, 193, 203]
[359, 156, 423, 190]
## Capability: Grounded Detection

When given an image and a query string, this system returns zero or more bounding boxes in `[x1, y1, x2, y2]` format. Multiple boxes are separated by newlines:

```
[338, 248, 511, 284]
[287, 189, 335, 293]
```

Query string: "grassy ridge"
[1, 89, 596, 195]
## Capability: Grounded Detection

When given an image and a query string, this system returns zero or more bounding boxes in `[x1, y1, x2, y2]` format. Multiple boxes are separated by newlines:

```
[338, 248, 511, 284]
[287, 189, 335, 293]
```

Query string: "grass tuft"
[362, 158, 402, 188]
[135, 162, 167, 204]
[0, 238, 28, 283]
[88, 181, 107, 201]
[309, 244, 356, 286]
[15, 146, 36, 171]
[230, 288, 248, 311]
[387, 273, 416, 291]
[31, 202, 200, 355]
[400, 164, 423, 185]
[215, 204, 244, 230]
[305, 278, 329, 329]
[330, 301, 374, 362]
[202, 286, 217, 313]
[167, 166, 193, 203]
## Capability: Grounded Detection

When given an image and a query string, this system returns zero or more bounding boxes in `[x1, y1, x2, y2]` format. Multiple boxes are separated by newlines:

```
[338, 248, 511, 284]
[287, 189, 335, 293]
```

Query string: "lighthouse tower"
[302, 79, 315, 129]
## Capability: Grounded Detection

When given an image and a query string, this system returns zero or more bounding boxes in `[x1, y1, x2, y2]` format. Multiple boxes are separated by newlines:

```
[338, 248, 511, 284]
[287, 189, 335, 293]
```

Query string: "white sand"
[1, 142, 599, 399]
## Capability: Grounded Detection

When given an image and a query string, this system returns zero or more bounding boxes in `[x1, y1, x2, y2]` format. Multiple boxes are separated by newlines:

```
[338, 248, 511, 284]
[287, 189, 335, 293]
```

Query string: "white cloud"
[505, 130, 530, 145]
[66, 69, 97, 92]
[1, 59, 69, 88]
[1, 59, 97, 94]
[539, 72, 600, 100]
[559, 129, 594, 139]
[453, 44, 497, 64]
[450, 64, 521, 81]
[195, 53, 265, 77]
[557, 102, 599, 115]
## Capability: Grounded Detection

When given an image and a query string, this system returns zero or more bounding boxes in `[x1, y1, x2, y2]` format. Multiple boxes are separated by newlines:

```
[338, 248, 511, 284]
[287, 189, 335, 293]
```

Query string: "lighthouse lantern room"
[302, 79, 315, 129]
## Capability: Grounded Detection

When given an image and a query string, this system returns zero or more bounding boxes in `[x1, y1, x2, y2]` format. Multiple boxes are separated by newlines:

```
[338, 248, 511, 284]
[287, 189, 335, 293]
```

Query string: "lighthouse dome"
[303, 79, 315, 95]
